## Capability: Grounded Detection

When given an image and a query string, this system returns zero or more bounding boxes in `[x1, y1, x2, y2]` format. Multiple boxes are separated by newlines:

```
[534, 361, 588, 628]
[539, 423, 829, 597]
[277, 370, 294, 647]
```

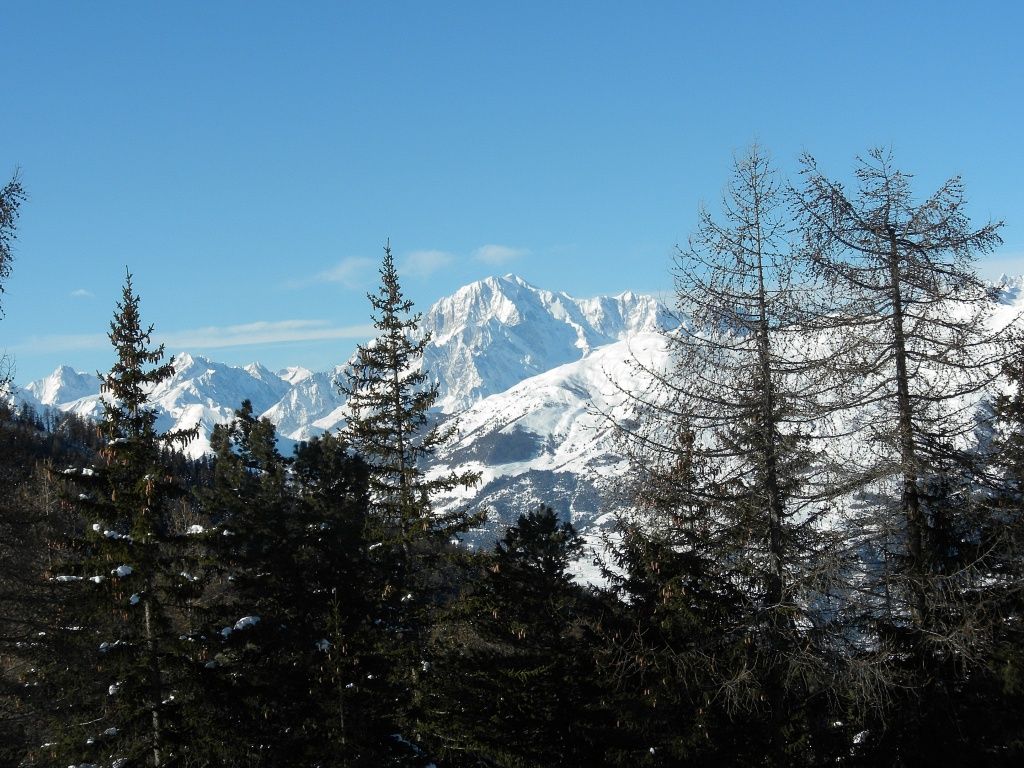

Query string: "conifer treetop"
[0, 173, 25, 391]
[341, 243, 478, 528]
[100, 270, 195, 452]
[0, 172, 25, 314]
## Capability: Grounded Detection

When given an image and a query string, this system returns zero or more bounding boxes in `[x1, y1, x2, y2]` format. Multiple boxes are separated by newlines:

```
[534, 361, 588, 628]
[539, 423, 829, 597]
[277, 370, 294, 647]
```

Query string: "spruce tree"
[290, 433, 395, 766]
[26, 271, 197, 768]
[339, 242, 479, 539]
[189, 401, 296, 766]
[0, 428, 65, 765]
[600, 517, 748, 766]
[0, 172, 25, 392]
[339, 243, 480, 761]
[422, 506, 605, 767]
[194, 406, 388, 767]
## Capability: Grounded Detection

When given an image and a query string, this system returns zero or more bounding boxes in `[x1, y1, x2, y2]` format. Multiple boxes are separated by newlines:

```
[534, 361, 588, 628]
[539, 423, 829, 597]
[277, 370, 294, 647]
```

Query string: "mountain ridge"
[10, 274, 674, 467]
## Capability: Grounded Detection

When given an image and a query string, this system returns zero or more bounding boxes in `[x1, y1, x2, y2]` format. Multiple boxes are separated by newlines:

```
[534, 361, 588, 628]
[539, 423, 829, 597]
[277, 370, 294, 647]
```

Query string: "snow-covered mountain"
[423, 274, 672, 412]
[23, 365, 101, 409]
[261, 366, 348, 444]
[9, 276, 675, 532]
[6, 275, 676, 559]
[33, 353, 301, 456]
[428, 331, 671, 550]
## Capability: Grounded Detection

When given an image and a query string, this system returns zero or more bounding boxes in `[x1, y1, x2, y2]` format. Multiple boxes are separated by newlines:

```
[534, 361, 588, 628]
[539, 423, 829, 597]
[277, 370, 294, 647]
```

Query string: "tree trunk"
[886, 230, 927, 627]
[143, 595, 162, 768]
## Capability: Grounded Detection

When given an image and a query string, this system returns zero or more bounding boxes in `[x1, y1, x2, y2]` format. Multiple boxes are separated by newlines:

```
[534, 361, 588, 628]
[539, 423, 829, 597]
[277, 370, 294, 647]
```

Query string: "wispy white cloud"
[317, 257, 377, 288]
[401, 249, 455, 278]
[11, 333, 108, 354]
[70, 288, 94, 298]
[473, 244, 529, 265]
[14, 320, 375, 355]
[159, 320, 376, 350]
[288, 256, 377, 289]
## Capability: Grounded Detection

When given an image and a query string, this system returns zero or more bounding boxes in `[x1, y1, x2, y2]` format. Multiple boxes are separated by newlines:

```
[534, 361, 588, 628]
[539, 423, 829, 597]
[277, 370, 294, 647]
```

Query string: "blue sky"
[2, 1, 1022, 383]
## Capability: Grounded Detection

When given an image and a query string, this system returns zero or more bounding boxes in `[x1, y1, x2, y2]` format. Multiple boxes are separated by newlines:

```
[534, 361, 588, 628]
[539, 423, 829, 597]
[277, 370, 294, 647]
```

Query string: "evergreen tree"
[24, 272, 197, 767]
[290, 433, 395, 767]
[422, 506, 606, 767]
[0, 171, 25, 393]
[187, 400, 296, 766]
[0, 430, 66, 765]
[600, 518, 749, 767]
[339, 242, 480, 761]
[194, 405, 388, 767]
[339, 242, 479, 539]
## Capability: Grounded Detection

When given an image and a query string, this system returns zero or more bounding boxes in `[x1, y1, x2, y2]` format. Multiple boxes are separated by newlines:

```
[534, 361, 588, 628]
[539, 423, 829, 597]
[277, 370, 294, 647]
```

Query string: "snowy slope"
[428, 331, 672, 544]
[261, 366, 348, 443]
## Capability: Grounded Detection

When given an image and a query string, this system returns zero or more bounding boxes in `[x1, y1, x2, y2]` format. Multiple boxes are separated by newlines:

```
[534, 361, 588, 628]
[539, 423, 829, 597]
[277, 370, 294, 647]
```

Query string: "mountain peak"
[462, 273, 536, 297]
[421, 275, 669, 412]
[172, 351, 195, 369]
[278, 366, 314, 385]
[500, 273, 534, 287]
[168, 351, 223, 374]
[243, 361, 281, 382]
[25, 365, 102, 406]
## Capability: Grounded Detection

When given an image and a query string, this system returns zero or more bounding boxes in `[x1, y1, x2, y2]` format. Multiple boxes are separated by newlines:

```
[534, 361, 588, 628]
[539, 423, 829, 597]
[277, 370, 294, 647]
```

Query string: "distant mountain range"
[11, 275, 675, 560]
[13, 273, 1023, 568]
